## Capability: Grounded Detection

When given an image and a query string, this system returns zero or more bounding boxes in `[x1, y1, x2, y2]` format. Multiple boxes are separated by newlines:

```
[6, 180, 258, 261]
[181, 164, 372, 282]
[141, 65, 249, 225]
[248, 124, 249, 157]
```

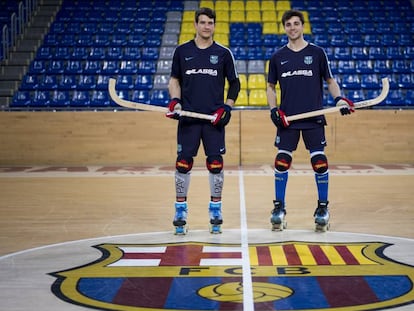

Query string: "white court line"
[239, 169, 254, 311]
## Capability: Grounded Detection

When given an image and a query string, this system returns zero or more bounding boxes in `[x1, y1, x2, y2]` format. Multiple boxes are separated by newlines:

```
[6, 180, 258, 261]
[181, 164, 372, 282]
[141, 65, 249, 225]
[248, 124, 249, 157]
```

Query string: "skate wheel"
[209, 224, 222, 234]
[174, 225, 188, 235]
[271, 221, 287, 231]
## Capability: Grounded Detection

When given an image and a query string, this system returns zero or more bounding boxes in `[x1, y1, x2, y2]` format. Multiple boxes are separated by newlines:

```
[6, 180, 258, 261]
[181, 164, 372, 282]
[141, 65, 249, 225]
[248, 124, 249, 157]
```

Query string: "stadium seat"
[341, 74, 361, 89]
[355, 60, 374, 74]
[261, 0, 275, 11]
[248, 89, 267, 106]
[246, 11, 261, 23]
[32, 90, 50, 107]
[373, 60, 393, 74]
[11, 91, 31, 107]
[119, 60, 138, 74]
[333, 47, 351, 60]
[29, 60, 46, 74]
[90, 90, 110, 107]
[88, 47, 106, 60]
[150, 89, 169, 106]
[368, 46, 387, 60]
[361, 74, 380, 89]
[101, 60, 119, 75]
[346, 89, 365, 102]
[20, 74, 39, 90]
[71, 90, 90, 107]
[116, 75, 134, 90]
[132, 90, 150, 104]
[157, 60, 172, 74]
[235, 60, 247, 74]
[247, 74, 266, 89]
[141, 47, 159, 60]
[153, 74, 169, 89]
[83, 60, 101, 74]
[215, 0, 229, 11]
[96, 75, 110, 90]
[247, 60, 265, 74]
[234, 89, 248, 106]
[59, 75, 76, 90]
[124, 47, 141, 60]
[406, 90, 414, 106]
[230, 11, 245, 23]
[134, 75, 153, 90]
[78, 75, 96, 89]
[39, 75, 58, 89]
[230, 1, 245, 11]
[50, 90, 70, 107]
[159, 46, 175, 60]
[351, 47, 369, 60]
[393, 60, 411, 74]
[138, 60, 156, 74]
[47, 60, 65, 74]
[385, 89, 406, 106]
[337, 60, 355, 74]
[36, 47, 53, 59]
[245, 0, 260, 11]
[397, 74, 414, 89]
[106, 47, 123, 59]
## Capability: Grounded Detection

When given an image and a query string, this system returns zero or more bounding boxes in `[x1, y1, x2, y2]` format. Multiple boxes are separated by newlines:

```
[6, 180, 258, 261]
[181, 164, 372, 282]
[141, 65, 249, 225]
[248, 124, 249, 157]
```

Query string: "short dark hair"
[195, 7, 216, 23]
[281, 10, 305, 25]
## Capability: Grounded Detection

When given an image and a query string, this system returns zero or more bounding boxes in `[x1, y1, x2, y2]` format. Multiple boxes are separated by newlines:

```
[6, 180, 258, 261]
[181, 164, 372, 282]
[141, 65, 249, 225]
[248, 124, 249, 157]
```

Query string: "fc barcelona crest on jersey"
[50, 241, 414, 310]
[304, 56, 313, 65]
[210, 55, 219, 64]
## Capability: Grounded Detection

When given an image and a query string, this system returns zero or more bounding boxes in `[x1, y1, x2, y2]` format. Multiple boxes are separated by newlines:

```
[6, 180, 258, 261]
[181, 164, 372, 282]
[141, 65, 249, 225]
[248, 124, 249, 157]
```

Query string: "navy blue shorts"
[177, 122, 226, 157]
[275, 126, 327, 152]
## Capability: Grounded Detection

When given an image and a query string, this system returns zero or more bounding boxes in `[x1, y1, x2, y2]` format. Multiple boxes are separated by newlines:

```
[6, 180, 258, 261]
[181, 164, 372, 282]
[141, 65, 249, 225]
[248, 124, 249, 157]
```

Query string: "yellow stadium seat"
[182, 11, 195, 22]
[199, 0, 214, 9]
[181, 22, 195, 34]
[265, 60, 270, 74]
[247, 74, 266, 89]
[239, 74, 247, 90]
[276, 1, 291, 11]
[215, 22, 229, 34]
[179, 33, 195, 44]
[215, 0, 229, 11]
[303, 23, 312, 34]
[262, 10, 277, 23]
[216, 11, 229, 22]
[301, 11, 309, 22]
[246, 11, 261, 22]
[235, 89, 248, 106]
[262, 22, 279, 34]
[230, 10, 245, 22]
[245, 0, 260, 11]
[249, 89, 268, 106]
[230, 0, 245, 11]
[261, 0, 275, 11]
[214, 33, 229, 46]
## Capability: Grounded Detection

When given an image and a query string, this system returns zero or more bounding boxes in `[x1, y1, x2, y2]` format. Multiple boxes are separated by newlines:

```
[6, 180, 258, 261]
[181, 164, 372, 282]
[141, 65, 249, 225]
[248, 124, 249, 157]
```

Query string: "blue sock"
[274, 170, 288, 205]
[315, 172, 329, 202]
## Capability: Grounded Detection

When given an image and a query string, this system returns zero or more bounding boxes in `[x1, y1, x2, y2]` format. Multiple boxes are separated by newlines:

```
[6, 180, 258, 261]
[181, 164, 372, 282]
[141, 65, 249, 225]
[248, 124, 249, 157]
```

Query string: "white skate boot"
[270, 200, 287, 231]
[173, 201, 188, 235]
[209, 201, 223, 234]
[314, 200, 330, 232]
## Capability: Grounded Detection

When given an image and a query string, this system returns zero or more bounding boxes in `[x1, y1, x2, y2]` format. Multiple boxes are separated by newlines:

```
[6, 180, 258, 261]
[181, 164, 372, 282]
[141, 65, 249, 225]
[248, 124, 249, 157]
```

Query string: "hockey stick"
[108, 78, 215, 121]
[286, 77, 389, 122]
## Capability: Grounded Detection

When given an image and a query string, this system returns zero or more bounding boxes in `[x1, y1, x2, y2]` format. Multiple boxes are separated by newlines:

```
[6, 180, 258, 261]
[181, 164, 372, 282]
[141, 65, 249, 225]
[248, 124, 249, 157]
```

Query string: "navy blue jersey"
[171, 40, 238, 114]
[268, 43, 333, 128]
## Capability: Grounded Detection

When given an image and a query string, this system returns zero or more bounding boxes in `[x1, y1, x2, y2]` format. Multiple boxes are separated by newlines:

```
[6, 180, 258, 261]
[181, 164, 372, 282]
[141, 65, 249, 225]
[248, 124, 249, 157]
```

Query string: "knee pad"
[206, 155, 223, 174]
[311, 152, 328, 174]
[176, 156, 193, 174]
[275, 151, 292, 172]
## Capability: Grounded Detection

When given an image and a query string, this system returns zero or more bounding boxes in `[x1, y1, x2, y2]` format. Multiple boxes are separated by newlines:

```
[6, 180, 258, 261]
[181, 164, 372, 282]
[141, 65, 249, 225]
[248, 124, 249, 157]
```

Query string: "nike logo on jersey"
[185, 56, 195, 61]
[281, 60, 289, 65]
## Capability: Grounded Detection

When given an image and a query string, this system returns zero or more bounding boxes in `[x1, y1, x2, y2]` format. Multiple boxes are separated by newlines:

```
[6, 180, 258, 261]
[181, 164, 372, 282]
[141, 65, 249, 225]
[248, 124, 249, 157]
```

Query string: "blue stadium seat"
[385, 89, 406, 106]
[71, 47, 88, 59]
[36, 47, 53, 59]
[393, 60, 411, 74]
[397, 74, 414, 89]
[373, 60, 392, 74]
[333, 47, 351, 60]
[150, 89, 169, 106]
[71, 90, 90, 107]
[90, 90, 110, 107]
[39, 75, 58, 89]
[94, 34, 110, 46]
[83, 60, 101, 74]
[54, 46, 70, 59]
[47, 60, 65, 74]
[32, 90, 50, 107]
[341, 74, 361, 89]
[50, 90, 70, 107]
[77, 34, 93, 46]
[115, 75, 134, 90]
[337, 60, 355, 74]
[106, 46, 123, 59]
[20, 74, 39, 90]
[29, 60, 46, 74]
[88, 47, 105, 60]
[368, 46, 387, 60]
[132, 90, 150, 104]
[406, 90, 414, 106]
[101, 60, 119, 75]
[138, 60, 156, 74]
[348, 34, 364, 46]
[65, 60, 83, 74]
[346, 89, 365, 102]
[58, 75, 76, 90]
[11, 91, 31, 107]
[351, 47, 369, 60]
[134, 75, 153, 90]
[78, 75, 96, 89]
[111, 34, 128, 46]
[361, 74, 380, 89]
[96, 75, 110, 90]
[141, 47, 159, 60]
[119, 60, 138, 74]
[386, 46, 404, 59]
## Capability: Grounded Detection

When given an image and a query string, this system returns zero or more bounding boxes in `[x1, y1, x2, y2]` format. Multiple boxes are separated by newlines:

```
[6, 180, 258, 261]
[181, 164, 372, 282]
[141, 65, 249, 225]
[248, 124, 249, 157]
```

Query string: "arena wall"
[0, 110, 413, 166]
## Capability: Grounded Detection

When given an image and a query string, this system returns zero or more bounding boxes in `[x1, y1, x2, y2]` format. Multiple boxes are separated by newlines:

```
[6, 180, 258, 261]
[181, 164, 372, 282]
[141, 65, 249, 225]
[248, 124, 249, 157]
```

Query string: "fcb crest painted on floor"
[50, 241, 414, 311]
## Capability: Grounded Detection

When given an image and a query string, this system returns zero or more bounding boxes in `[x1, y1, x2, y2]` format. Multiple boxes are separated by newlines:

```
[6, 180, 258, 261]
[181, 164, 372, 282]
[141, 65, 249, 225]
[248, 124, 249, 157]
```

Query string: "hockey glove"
[212, 104, 232, 127]
[335, 96, 355, 115]
[270, 107, 289, 128]
[166, 98, 182, 120]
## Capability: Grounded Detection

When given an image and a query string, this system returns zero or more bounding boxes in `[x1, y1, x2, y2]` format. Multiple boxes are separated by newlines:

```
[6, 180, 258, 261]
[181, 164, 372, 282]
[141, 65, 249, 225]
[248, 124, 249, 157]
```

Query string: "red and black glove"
[335, 96, 355, 115]
[270, 107, 289, 128]
[212, 104, 232, 127]
[166, 98, 182, 120]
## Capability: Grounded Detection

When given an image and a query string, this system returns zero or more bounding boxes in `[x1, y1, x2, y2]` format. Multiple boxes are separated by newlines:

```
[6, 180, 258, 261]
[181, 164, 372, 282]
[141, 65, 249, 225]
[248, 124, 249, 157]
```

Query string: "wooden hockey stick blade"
[108, 78, 215, 121]
[286, 77, 390, 122]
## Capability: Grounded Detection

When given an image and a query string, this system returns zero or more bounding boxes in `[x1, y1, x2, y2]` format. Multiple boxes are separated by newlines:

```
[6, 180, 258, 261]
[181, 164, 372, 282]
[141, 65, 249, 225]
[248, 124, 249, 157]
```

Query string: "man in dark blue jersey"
[166, 7, 240, 234]
[267, 10, 354, 232]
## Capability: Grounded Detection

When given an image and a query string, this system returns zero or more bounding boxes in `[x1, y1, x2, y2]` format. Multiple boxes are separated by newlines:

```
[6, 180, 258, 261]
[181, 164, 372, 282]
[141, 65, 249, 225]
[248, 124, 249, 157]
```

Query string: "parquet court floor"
[0, 164, 413, 310]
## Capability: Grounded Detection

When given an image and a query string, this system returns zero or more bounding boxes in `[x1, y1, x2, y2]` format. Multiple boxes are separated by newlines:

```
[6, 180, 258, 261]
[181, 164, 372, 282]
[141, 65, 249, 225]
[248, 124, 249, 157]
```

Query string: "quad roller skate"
[173, 202, 188, 235]
[209, 201, 223, 234]
[314, 200, 330, 232]
[270, 200, 287, 231]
